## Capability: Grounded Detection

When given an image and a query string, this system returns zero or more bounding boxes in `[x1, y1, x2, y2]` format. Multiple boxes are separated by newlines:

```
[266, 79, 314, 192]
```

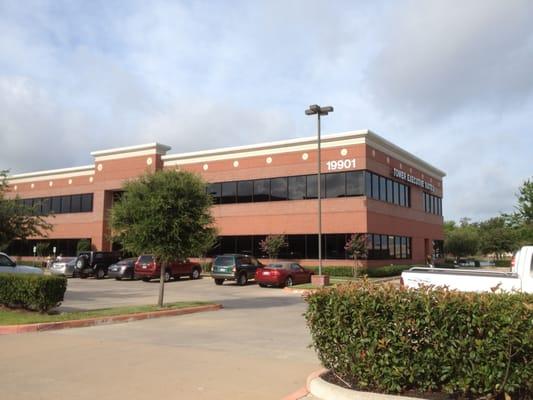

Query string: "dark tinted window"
[365, 171, 372, 197]
[393, 182, 400, 205]
[61, 196, 71, 213]
[386, 180, 393, 203]
[346, 171, 364, 196]
[325, 234, 346, 259]
[326, 173, 345, 198]
[306, 175, 325, 199]
[399, 185, 405, 206]
[371, 174, 379, 199]
[71, 195, 82, 213]
[51, 197, 62, 213]
[81, 194, 93, 212]
[270, 177, 288, 201]
[379, 177, 386, 201]
[288, 176, 306, 200]
[138, 255, 154, 264]
[207, 183, 221, 204]
[237, 181, 253, 203]
[253, 179, 270, 202]
[41, 197, 51, 214]
[221, 182, 237, 204]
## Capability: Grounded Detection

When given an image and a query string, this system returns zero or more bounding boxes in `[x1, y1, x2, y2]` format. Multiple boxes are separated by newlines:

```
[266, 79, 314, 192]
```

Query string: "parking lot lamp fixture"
[305, 104, 334, 277]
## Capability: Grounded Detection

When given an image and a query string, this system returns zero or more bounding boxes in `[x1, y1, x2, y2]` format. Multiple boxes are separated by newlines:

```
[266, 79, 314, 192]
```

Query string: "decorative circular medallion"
[203, 164, 209, 171]
[302, 153, 309, 160]
[49, 181, 53, 187]
[14, 185, 17, 191]
[146, 157, 153, 166]
[266, 157, 272, 164]
[233, 160, 239, 168]
[89, 177, 94, 183]
[341, 148, 348, 156]
[97, 163, 103, 171]
[30, 183, 35, 189]
[68, 179, 73, 185]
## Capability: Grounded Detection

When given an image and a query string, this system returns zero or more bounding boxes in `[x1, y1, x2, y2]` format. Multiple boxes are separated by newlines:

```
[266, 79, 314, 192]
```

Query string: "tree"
[110, 170, 216, 307]
[515, 178, 533, 224]
[444, 228, 479, 259]
[478, 217, 517, 258]
[76, 239, 92, 253]
[35, 242, 50, 257]
[0, 170, 52, 251]
[259, 234, 287, 259]
[344, 233, 368, 277]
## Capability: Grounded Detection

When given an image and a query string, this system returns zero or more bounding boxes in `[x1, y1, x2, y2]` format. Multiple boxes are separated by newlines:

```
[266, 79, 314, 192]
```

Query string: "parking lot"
[0, 276, 320, 400]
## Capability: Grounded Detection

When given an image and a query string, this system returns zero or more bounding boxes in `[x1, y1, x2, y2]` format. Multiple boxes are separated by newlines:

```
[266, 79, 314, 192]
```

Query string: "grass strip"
[0, 301, 211, 325]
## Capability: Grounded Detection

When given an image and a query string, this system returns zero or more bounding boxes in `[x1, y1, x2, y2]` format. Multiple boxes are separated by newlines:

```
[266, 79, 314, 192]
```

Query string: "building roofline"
[90, 142, 171, 157]
[8, 165, 95, 181]
[163, 129, 446, 178]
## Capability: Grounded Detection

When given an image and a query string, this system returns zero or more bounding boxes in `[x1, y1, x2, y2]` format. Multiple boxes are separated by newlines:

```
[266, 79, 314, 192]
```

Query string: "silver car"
[0, 252, 43, 275]
[50, 257, 77, 277]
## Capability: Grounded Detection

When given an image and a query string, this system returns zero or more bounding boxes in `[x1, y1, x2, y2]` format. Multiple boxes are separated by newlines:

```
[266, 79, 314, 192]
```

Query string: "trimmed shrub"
[306, 264, 412, 278]
[495, 259, 511, 268]
[201, 262, 212, 273]
[305, 280, 532, 399]
[0, 274, 67, 312]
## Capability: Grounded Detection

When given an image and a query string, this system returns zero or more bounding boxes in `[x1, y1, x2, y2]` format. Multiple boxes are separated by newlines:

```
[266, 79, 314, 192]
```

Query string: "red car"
[134, 255, 202, 282]
[256, 262, 314, 288]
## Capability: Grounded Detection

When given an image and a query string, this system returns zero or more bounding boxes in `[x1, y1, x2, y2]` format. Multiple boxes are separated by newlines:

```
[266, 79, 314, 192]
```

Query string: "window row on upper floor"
[16, 193, 94, 215]
[423, 192, 443, 216]
[207, 170, 412, 208]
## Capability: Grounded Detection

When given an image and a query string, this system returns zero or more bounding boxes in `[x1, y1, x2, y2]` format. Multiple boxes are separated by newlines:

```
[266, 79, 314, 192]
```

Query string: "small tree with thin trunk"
[110, 170, 217, 307]
[259, 234, 287, 260]
[344, 233, 368, 277]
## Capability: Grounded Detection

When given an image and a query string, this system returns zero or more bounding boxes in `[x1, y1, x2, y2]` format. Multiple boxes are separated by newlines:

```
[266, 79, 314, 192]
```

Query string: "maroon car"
[256, 262, 313, 288]
[134, 255, 202, 282]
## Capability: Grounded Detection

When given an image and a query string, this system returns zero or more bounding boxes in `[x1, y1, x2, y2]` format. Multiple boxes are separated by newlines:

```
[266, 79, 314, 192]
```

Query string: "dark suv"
[210, 254, 262, 286]
[75, 251, 122, 279]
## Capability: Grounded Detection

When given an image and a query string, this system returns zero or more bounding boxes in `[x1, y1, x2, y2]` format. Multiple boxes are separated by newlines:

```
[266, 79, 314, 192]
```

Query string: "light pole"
[305, 104, 334, 277]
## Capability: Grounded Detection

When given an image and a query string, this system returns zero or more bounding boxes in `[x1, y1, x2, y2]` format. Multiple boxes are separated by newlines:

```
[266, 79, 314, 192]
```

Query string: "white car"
[0, 252, 43, 275]
[50, 257, 77, 277]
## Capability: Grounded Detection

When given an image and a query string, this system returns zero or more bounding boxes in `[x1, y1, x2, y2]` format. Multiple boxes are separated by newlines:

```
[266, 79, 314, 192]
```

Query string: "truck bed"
[406, 267, 518, 279]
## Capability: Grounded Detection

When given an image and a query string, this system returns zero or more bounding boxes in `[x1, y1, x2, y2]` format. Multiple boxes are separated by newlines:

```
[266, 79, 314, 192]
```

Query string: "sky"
[0, 0, 532, 222]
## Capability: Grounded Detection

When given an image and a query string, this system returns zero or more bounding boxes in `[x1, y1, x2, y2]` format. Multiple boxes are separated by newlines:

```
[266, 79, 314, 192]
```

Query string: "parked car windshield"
[118, 258, 136, 265]
[138, 255, 154, 264]
[215, 256, 234, 266]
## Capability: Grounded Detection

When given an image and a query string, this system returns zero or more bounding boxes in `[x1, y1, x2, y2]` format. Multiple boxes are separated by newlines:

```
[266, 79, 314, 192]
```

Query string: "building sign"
[326, 158, 356, 171]
[392, 168, 435, 192]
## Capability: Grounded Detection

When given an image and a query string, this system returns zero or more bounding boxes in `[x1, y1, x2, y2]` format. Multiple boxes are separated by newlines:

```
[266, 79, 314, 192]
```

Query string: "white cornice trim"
[91, 142, 171, 159]
[8, 165, 95, 184]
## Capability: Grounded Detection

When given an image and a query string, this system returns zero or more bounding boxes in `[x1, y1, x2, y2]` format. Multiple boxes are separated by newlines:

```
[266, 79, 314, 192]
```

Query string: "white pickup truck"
[401, 245, 533, 293]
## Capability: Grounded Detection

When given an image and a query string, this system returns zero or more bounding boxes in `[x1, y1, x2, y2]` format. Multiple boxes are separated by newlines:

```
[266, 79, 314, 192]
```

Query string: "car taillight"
[271, 270, 280, 275]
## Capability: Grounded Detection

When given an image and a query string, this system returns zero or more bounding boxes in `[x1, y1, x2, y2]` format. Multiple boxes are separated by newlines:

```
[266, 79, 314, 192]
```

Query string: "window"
[365, 172, 372, 198]
[253, 179, 270, 202]
[306, 174, 325, 199]
[288, 176, 306, 200]
[326, 173, 345, 198]
[237, 181, 253, 203]
[41, 197, 51, 214]
[393, 182, 400, 205]
[207, 183, 221, 204]
[346, 171, 364, 196]
[379, 177, 386, 201]
[386, 180, 393, 203]
[372, 173, 379, 199]
[81, 194, 93, 212]
[71, 195, 82, 213]
[325, 234, 346, 259]
[61, 196, 71, 213]
[51, 197, 62, 213]
[399, 185, 405, 207]
[270, 177, 288, 201]
[221, 182, 237, 204]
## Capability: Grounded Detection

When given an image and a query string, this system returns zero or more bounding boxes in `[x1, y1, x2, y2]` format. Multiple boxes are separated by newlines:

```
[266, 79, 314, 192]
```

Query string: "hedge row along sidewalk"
[305, 279, 533, 399]
[0, 302, 222, 335]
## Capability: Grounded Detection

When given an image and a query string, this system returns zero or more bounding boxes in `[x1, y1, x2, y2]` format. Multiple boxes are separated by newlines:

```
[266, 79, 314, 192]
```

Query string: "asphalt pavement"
[0, 276, 320, 400]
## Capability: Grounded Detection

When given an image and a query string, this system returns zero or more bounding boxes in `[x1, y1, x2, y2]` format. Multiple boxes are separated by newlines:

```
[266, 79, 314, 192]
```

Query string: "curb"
[307, 369, 422, 400]
[280, 369, 326, 400]
[0, 304, 223, 335]
[283, 287, 318, 295]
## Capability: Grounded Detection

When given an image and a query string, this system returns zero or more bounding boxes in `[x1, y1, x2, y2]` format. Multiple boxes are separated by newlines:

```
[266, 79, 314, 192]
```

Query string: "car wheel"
[191, 268, 201, 280]
[237, 273, 248, 286]
[115, 277, 122, 281]
[142, 278, 151, 282]
[214, 278, 224, 285]
[95, 268, 105, 280]
[259, 283, 267, 288]
[163, 271, 171, 282]
[284, 277, 293, 287]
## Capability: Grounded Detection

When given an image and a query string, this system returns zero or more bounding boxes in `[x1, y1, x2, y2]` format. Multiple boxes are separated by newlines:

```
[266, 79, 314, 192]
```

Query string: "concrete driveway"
[0, 277, 320, 400]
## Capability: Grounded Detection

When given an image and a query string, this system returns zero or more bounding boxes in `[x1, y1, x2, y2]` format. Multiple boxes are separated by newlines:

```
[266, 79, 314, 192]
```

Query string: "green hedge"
[495, 259, 511, 268]
[305, 280, 532, 398]
[306, 264, 412, 278]
[0, 274, 67, 312]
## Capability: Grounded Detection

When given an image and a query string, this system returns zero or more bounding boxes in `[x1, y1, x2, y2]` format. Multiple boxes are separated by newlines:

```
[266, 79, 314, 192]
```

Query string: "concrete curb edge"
[0, 303, 223, 335]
